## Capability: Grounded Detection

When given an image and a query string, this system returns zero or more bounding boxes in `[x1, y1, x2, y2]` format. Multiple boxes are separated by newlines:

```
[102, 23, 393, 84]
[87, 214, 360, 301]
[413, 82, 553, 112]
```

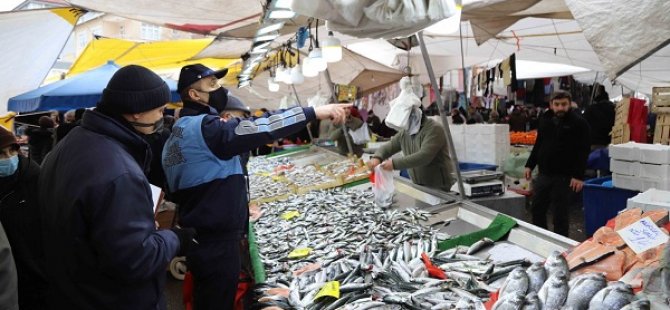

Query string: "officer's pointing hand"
[314, 104, 352, 125]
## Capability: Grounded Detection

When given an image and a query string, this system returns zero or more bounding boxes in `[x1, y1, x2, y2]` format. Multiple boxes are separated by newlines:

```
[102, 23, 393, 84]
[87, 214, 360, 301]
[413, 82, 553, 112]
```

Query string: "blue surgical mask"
[0, 155, 19, 177]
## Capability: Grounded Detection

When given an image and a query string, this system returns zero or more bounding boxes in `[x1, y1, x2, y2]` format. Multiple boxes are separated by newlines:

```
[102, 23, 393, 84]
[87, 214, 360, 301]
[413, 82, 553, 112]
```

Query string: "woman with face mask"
[0, 126, 47, 309]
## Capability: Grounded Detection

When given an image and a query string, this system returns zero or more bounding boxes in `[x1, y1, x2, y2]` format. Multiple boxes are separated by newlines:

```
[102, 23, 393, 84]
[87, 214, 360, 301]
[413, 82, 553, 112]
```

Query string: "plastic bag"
[307, 90, 330, 108]
[385, 76, 422, 131]
[348, 124, 371, 145]
[372, 165, 395, 207]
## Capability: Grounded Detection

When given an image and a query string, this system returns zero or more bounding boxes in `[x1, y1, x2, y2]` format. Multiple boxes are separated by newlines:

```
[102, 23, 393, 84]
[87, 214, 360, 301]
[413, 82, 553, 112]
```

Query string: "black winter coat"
[25, 128, 54, 165]
[583, 99, 615, 146]
[39, 110, 180, 310]
[0, 156, 46, 310]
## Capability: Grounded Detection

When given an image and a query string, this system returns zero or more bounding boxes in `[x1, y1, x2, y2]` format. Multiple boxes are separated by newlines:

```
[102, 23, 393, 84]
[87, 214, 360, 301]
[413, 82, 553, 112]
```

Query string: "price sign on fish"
[617, 216, 669, 254]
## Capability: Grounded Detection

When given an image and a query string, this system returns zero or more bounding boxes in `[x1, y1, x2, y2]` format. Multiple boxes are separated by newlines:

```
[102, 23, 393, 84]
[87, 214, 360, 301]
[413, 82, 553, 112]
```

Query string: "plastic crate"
[583, 176, 639, 236]
[459, 162, 498, 172]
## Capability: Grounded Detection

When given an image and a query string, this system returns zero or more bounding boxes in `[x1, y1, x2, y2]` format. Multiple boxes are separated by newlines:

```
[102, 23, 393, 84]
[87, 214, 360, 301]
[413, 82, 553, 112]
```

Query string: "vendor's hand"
[380, 159, 393, 171]
[366, 158, 381, 170]
[569, 178, 584, 193]
[314, 104, 352, 125]
[524, 168, 532, 180]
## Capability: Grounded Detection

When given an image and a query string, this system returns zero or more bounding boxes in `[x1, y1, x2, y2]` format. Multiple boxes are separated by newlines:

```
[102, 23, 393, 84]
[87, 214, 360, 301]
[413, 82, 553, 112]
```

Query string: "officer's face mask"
[0, 155, 19, 177]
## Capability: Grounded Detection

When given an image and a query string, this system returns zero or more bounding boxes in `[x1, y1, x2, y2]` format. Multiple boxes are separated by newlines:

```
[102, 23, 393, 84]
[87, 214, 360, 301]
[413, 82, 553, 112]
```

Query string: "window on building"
[141, 23, 161, 41]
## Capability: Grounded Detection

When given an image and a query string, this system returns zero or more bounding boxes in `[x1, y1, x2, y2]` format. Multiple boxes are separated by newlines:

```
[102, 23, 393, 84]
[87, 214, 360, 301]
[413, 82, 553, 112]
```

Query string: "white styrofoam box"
[613, 173, 642, 191]
[640, 178, 670, 191]
[610, 159, 640, 176]
[609, 142, 640, 161]
[627, 189, 670, 212]
[449, 124, 465, 135]
[638, 143, 670, 165]
[465, 124, 510, 135]
[639, 162, 670, 180]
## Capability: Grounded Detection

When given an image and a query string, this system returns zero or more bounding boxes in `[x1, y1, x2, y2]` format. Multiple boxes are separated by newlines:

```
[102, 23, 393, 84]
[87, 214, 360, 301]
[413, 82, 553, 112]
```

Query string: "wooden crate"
[653, 114, 670, 145]
[652, 87, 670, 113]
[611, 123, 630, 145]
[615, 97, 630, 124]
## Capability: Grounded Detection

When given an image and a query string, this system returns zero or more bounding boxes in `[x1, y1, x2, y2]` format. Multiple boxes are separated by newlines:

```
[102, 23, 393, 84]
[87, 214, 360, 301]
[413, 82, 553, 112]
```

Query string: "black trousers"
[188, 236, 241, 310]
[531, 174, 574, 237]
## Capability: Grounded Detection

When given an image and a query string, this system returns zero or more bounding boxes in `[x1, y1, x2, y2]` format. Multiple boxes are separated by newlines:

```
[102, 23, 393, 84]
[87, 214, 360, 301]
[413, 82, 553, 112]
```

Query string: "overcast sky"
[0, 0, 24, 11]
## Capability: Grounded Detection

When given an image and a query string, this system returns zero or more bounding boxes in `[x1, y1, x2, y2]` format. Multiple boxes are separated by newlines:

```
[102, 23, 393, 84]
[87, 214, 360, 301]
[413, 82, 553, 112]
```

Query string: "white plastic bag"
[372, 165, 395, 207]
[384, 76, 422, 131]
[348, 124, 371, 145]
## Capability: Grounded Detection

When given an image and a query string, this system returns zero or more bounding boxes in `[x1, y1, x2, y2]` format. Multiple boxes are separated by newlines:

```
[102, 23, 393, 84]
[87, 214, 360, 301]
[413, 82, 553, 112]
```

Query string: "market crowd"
[1, 62, 614, 310]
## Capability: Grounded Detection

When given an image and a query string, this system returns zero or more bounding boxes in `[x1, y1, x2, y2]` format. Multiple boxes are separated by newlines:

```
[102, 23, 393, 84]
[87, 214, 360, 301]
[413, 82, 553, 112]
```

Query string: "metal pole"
[459, 24, 469, 107]
[290, 84, 315, 142]
[417, 31, 466, 199]
[323, 69, 354, 156]
[588, 72, 600, 107]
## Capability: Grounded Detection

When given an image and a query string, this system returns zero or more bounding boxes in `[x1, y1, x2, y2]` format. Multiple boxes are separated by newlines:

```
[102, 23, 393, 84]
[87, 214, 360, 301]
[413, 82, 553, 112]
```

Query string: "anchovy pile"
[249, 175, 293, 201]
[492, 251, 647, 310]
[281, 165, 337, 187]
[321, 160, 364, 176]
[252, 188, 534, 310]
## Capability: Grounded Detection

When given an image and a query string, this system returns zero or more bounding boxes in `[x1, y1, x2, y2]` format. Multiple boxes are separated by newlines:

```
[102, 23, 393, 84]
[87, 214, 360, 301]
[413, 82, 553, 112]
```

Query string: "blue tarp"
[8, 61, 180, 112]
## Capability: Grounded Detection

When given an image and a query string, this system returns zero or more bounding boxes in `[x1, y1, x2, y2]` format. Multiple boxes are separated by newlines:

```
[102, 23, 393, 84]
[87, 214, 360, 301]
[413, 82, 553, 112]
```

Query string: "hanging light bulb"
[308, 47, 327, 72]
[268, 79, 280, 92]
[322, 31, 342, 63]
[302, 58, 318, 77]
[290, 65, 305, 84]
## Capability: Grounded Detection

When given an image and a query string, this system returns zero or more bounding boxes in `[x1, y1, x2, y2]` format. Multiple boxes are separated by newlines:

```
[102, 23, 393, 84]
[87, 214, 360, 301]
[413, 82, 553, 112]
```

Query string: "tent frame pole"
[323, 69, 354, 156]
[290, 84, 315, 142]
[417, 31, 466, 199]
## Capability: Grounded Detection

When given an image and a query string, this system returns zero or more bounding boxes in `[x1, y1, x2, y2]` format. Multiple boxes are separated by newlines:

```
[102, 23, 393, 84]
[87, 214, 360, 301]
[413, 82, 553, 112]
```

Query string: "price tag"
[287, 247, 312, 259]
[314, 281, 340, 300]
[281, 210, 300, 221]
[617, 217, 669, 254]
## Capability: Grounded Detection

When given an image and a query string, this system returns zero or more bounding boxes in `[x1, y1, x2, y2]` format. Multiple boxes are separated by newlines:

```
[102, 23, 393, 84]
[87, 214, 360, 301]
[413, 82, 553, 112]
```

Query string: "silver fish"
[492, 291, 525, 310]
[467, 237, 494, 255]
[498, 267, 529, 298]
[525, 262, 547, 293]
[564, 272, 606, 310]
[588, 281, 635, 310]
[521, 292, 541, 310]
[620, 299, 651, 310]
[537, 270, 568, 310]
[544, 251, 568, 278]
[662, 240, 670, 303]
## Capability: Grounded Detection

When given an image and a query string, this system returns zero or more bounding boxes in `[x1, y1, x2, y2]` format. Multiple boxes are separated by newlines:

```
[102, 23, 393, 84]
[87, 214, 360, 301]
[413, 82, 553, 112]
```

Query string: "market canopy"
[0, 8, 85, 113]
[68, 36, 237, 77]
[8, 61, 181, 112]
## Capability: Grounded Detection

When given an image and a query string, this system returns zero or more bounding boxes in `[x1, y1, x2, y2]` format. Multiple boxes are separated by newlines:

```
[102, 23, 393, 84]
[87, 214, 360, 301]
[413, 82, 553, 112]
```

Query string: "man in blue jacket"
[39, 65, 194, 310]
[164, 64, 348, 310]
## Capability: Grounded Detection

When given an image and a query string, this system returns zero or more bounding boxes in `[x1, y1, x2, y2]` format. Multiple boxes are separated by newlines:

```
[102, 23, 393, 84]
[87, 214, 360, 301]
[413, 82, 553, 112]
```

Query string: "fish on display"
[564, 272, 606, 310]
[588, 281, 634, 310]
[662, 240, 669, 304]
[544, 250, 568, 278]
[619, 299, 651, 310]
[497, 267, 529, 298]
[525, 262, 546, 293]
[537, 270, 568, 310]
[492, 291, 525, 310]
[521, 292, 541, 310]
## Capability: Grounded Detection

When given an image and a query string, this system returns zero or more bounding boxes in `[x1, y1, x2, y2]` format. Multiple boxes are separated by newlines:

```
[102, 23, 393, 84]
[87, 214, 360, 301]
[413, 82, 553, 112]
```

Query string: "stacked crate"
[611, 97, 630, 144]
[652, 87, 670, 145]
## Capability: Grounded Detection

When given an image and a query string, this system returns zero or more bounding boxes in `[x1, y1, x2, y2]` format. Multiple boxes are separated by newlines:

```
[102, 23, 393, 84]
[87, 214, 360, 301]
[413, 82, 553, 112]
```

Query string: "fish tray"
[653, 114, 670, 145]
[652, 86, 670, 111]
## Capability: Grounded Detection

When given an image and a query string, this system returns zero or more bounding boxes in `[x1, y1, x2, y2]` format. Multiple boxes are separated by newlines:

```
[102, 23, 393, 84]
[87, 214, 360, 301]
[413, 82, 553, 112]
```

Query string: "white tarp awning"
[564, 0, 670, 80]
[1, 8, 84, 113]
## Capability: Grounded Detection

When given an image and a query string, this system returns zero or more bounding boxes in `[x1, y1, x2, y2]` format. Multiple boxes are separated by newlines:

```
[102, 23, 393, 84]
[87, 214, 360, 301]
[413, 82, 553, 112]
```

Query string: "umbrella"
[8, 61, 180, 112]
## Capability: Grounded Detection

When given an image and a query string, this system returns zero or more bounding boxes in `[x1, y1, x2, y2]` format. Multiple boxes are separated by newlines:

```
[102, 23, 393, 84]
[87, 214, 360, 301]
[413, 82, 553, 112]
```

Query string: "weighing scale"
[451, 169, 505, 198]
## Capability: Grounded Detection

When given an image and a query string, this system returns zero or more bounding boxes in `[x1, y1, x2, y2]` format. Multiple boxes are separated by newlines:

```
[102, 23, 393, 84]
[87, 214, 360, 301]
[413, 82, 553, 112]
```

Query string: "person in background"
[25, 116, 55, 164]
[488, 110, 501, 124]
[466, 106, 484, 124]
[508, 105, 528, 132]
[368, 107, 455, 192]
[524, 91, 591, 237]
[39, 65, 190, 310]
[583, 84, 615, 150]
[163, 63, 350, 310]
[451, 108, 465, 124]
[328, 106, 365, 157]
[0, 220, 18, 310]
[48, 111, 59, 127]
[55, 109, 77, 143]
[0, 127, 47, 309]
[219, 94, 252, 175]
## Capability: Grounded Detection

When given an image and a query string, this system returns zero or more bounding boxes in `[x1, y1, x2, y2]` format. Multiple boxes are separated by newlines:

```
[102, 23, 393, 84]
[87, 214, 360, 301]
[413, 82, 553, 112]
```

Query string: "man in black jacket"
[39, 65, 192, 310]
[583, 85, 615, 149]
[525, 90, 591, 237]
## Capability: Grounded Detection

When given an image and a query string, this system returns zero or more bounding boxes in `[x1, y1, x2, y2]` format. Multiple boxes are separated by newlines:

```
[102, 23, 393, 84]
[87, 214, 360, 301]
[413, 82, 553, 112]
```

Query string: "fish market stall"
[244, 147, 636, 309]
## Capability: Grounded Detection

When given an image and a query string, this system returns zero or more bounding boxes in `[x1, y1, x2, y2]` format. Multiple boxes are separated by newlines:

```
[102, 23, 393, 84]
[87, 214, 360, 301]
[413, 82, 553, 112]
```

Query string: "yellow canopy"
[67, 37, 238, 78]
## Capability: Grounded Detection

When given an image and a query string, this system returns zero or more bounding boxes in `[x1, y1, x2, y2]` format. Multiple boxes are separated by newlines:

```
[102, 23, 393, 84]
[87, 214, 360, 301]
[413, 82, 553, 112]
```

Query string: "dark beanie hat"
[38, 116, 55, 128]
[98, 65, 170, 114]
[0, 127, 19, 150]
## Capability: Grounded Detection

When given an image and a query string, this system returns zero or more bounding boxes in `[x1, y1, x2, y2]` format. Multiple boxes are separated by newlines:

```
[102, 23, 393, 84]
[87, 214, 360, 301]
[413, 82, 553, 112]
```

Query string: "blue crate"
[459, 162, 498, 172]
[583, 176, 639, 236]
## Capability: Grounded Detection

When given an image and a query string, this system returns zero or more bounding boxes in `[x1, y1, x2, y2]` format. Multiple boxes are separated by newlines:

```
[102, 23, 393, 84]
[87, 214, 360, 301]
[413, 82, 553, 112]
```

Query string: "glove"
[171, 226, 196, 257]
